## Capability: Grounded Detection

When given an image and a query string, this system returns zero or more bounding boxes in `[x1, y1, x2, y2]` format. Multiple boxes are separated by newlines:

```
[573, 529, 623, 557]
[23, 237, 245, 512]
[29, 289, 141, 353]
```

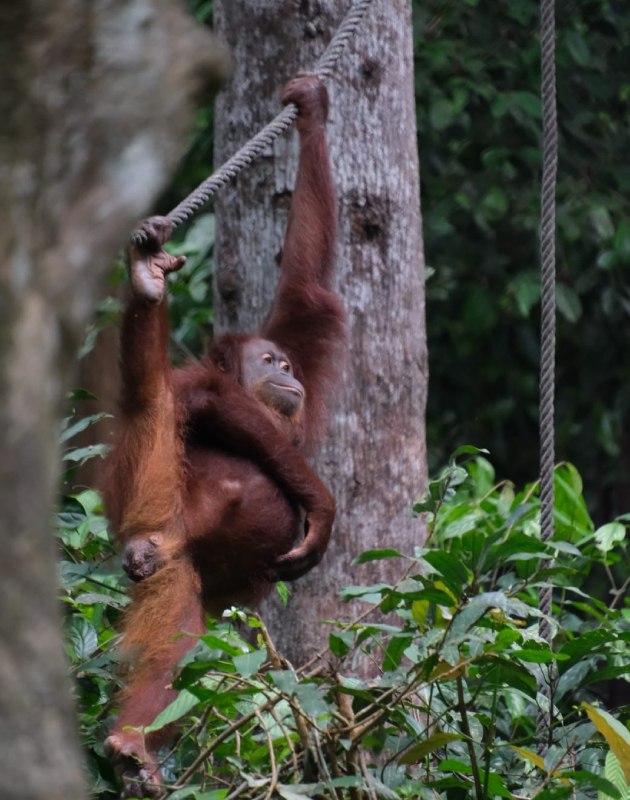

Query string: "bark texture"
[213, 0, 428, 666]
[0, 3, 227, 798]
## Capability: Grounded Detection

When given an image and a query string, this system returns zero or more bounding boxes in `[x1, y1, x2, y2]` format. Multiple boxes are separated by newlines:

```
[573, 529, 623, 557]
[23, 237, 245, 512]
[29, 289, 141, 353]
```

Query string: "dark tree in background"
[212, 0, 428, 665]
[0, 2, 226, 796]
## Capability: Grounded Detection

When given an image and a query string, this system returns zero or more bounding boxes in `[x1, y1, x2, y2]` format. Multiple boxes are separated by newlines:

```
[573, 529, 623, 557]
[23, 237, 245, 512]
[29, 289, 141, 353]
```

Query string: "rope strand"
[536, 0, 558, 749]
[131, 0, 375, 245]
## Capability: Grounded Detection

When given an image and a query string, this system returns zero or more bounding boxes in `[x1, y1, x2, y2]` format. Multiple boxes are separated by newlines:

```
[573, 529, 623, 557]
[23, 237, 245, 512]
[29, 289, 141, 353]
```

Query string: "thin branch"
[256, 710, 278, 800]
[457, 676, 483, 800]
[269, 706, 299, 784]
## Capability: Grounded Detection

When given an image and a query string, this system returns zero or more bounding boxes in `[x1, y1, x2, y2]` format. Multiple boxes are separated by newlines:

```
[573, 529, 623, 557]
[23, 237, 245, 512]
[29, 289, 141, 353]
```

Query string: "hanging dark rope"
[536, 0, 558, 747]
[131, 0, 374, 245]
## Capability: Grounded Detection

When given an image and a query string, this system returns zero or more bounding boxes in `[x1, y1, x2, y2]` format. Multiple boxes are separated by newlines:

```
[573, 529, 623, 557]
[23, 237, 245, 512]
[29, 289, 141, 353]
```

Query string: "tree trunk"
[213, 0, 427, 668]
[0, 3, 227, 797]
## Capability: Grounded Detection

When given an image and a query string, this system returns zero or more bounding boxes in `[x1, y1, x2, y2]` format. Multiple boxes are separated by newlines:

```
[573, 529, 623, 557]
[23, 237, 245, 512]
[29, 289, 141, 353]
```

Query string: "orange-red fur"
[100, 76, 344, 796]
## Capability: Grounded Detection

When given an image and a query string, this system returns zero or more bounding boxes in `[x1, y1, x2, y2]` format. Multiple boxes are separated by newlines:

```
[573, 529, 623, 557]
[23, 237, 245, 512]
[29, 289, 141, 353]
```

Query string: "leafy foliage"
[413, 0, 630, 521]
[59, 445, 630, 799]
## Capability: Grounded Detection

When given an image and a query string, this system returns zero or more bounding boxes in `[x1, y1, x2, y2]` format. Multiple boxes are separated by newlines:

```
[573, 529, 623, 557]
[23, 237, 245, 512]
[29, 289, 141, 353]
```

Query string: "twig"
[256, 710, 278, 800]
[269, 706, 300, 783]
[456, 676, 483, 800]
[359, 750, 378, 800]
[529, 737, 576, 800]
[610, 574, 630, 610]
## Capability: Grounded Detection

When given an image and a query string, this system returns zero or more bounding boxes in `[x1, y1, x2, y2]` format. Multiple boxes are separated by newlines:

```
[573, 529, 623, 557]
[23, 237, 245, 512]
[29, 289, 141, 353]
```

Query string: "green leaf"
[481, 187, 508, 219]
[383, 634, 413, 671]
[515, 648, 558, 664]
[431, 97, 455, 130]
[565, 31, 591, 66]
[614, 221, 630, 264]
[67, 618, 98, 660]
[423, 551, 469, 591]
[60, 413, 112, 443]
[294, 683, 330, 718]
[556, 284, 582, 323]
[563, 770, 620, 799]
[74, 592, 128, 609]
[354, 549, 405, 564]
[590, 207, 615, 240]
[62, 444, 109, 463]
[399, 732, 464, 765]
[145, 690, 199, 732]
[70, 389, 99, 402]
[449, 445, 490, 463]
[329, 630, 354, 657]
[276, 581, 289, 605]
[509, 272, 541, 317]
[485, 772, 514, 799]
[198, 635, 244, 657]
[513, 91, 542, 118]
[339, 583, 391, 600]
[233, 648, 266, 678]
[595, 522, 626, 553]
[600, 750, 629, 800]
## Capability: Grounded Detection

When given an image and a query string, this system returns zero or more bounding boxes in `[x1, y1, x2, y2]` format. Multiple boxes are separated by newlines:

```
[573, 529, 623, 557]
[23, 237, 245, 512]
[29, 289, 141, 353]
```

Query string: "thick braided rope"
[536, 0, 558, 746]
[131, 0, 374, 245]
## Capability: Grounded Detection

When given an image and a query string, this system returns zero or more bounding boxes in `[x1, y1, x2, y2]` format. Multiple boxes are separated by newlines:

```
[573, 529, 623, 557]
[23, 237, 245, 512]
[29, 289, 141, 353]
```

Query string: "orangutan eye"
[262, 354, 273, 365]
[280, 361, 290, 372]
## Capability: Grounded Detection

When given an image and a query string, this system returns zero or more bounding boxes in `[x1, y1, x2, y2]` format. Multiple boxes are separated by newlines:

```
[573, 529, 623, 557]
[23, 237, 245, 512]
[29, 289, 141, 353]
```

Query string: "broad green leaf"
[560, 771, 620, 798]
[198, 634, 244, 657]
[594, 523, 626, 553]
[145, 690, 199, 732]
[590, 207, 615, 240]
[509, 272, 541, 317]
[233, 648, 266, 678]
[600, 751, 628, 800]
[294, 683, 330, 718]
[449, 445, 490, 463]
[60, 413, 112, 443]
[513, 91, 542, 118]
[354, 549, 405, 564]
[515, 649, 558, 664]
[431, 97, 455, 130]
[74, 489, 103, 515]
[62, 444, 109, 463]
[383, 634, 413, 672]
[566, 31, 591, 66]
[329, 630, 354, 657]
[399, 732, 464, 765]
[423, 551, 469, 591]
[485, 772, 514, 799]
[74, 592, 128, 609]
[556, 284, 582, 323]
[67, 618, 98, 660]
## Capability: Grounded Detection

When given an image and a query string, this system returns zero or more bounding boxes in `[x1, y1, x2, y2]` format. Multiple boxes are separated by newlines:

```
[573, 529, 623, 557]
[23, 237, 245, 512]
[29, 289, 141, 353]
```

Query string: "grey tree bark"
[0, 3, 227, 798]
[213, 0, 427, 667]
